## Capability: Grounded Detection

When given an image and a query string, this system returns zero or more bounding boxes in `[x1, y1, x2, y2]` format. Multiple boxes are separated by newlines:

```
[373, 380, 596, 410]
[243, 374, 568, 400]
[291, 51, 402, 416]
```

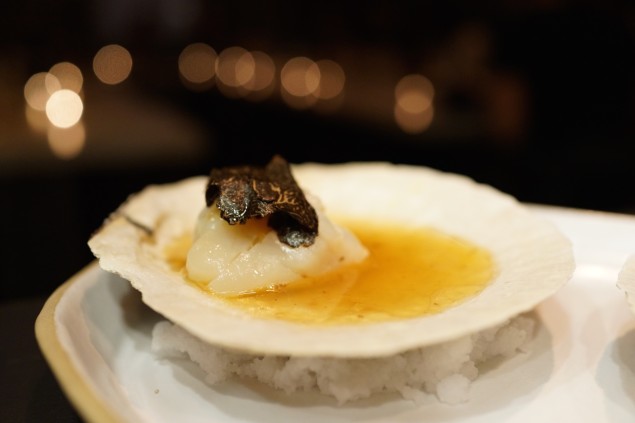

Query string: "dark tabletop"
[0, 298, 83, 423]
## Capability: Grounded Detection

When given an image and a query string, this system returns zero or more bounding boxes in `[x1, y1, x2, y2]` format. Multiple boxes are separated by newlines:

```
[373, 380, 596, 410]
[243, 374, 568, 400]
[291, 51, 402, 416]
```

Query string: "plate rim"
[35, 261, 122, 423]
[35, 204, 635, 423]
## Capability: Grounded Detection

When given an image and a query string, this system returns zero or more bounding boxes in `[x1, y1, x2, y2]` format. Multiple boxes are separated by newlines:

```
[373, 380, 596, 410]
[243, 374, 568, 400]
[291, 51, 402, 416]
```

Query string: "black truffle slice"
[205, 155, 318, 247]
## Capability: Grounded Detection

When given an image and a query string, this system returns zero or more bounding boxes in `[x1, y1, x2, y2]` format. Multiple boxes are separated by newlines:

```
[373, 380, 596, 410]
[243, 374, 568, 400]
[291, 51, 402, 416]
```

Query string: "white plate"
[36, 205, 635, 423]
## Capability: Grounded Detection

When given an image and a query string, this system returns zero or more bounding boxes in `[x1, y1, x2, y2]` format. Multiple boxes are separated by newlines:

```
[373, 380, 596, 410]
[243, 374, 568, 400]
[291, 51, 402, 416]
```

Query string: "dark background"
[2, 0, 635, 301]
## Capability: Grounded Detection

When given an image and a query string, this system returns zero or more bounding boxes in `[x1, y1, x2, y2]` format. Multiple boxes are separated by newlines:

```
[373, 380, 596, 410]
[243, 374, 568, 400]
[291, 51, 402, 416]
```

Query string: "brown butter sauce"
[166, 221, 495, 325]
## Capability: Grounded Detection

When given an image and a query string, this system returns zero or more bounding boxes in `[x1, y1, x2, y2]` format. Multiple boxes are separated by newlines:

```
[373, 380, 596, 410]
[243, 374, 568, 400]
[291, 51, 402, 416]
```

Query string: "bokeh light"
[45, 89, 84, 128]
[24, 72, 61, 111]
[235, 52, 256, 88]
[395, 74, 434, 114]
[394, 105, 434, 134]
[49, 62, 83, 93]
[280, 57, 321, 109]
[281, 57, 320, 98]
[93, 44, 133, 85]
[313, 60, 345, 100]
[47, 121, 86, 159]
[244, 51, 276, 101]
[215, 46, 255, 97]
[178, 43, 217, 89]
[394, 74, 435, 134]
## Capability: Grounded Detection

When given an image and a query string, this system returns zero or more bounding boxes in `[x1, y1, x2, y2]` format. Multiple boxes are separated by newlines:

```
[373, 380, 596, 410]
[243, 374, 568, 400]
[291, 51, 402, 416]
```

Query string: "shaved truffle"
[205, 155, 318, 247]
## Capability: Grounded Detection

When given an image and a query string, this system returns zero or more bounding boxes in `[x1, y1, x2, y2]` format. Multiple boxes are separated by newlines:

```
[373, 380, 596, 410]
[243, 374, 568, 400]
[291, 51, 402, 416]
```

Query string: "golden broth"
[166, 221, 495, 325]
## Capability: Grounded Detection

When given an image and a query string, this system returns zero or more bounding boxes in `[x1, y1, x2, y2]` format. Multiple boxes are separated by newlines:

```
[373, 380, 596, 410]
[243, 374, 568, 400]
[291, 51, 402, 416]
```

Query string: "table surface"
[0, 298, 83, 423]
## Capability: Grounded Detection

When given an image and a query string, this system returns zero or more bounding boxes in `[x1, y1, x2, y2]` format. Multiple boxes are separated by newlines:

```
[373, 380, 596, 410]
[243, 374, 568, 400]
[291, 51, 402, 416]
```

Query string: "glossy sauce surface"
[167, 221, 495, 326]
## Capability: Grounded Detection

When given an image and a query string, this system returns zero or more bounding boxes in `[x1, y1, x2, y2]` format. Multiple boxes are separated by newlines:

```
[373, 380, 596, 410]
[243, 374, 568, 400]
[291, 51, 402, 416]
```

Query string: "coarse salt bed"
[151, 315, 535, 405]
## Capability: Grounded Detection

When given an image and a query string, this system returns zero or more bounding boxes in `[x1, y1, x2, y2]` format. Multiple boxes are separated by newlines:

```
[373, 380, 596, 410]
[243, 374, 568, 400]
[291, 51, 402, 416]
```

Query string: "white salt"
[152, 315, 535, 404]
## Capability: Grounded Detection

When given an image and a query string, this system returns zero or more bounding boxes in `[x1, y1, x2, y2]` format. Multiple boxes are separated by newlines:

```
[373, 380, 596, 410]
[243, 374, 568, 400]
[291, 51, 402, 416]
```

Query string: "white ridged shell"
[88, 163, 575, 357]
[618, 255, 635, 313]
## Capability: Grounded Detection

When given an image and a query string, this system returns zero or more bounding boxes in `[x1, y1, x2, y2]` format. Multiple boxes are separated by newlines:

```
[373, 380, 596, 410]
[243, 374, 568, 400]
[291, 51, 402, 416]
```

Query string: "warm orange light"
[45, 89, 83, 128]
[215, 46, 257, 97]
[49, 62, 83, 93]
[246, 51, 275, 91]
[178, 43, 217, 89]
[235, 51, 255, 88]
[305, 63, 320, 94]
[395, 74, 434, 114]
[24, 72, 61, 111]
[93, 44, 133, 85]
[280, 57, 320, 98]
[394, 103, 434, 134]
[216, 47, 248, 87]
[313, 60, 345, 100]
[394, 74, 435, 134]
[243, 51, 276, 101]
[47, 121, 86, 159]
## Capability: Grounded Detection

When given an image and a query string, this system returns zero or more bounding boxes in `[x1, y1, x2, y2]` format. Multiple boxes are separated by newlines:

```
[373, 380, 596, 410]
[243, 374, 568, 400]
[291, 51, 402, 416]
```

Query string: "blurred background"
[1, 0, 635, 300]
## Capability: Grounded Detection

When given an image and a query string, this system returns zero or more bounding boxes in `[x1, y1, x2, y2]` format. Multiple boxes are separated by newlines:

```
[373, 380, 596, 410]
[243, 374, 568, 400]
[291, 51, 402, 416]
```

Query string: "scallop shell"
[617, 255, 635, 312]
[88, 163, 575, 357]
